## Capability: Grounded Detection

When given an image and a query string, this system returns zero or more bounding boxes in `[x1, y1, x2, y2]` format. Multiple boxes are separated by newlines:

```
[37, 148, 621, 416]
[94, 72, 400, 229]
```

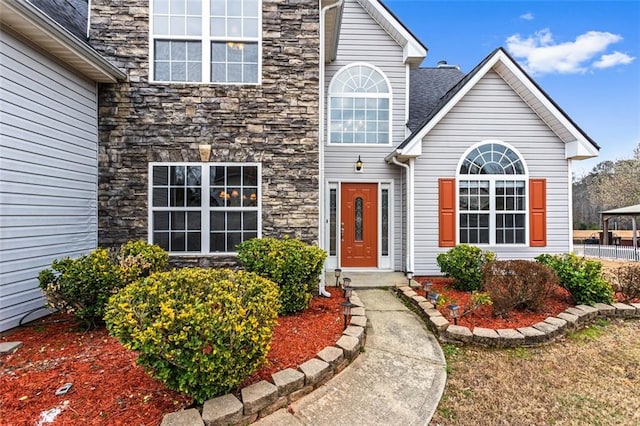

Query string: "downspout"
[318, 0, 343, 298]
[390, 156, 414, 273]
[87, 0, 92, 38]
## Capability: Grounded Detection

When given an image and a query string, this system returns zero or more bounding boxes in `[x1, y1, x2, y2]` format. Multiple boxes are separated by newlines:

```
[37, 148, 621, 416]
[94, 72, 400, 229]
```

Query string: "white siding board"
[0, 29, 98, 332]
[324, 0, 407, 270]
[413, 71, 571, 274]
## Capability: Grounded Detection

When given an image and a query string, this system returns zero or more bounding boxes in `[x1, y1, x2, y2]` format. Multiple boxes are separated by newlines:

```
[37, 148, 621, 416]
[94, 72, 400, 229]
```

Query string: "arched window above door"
[329, 64, 391, 145]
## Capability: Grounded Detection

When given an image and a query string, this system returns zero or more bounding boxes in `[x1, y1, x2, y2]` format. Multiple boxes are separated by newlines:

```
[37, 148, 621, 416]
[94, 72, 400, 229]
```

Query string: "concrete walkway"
[255, 289, 447, 426]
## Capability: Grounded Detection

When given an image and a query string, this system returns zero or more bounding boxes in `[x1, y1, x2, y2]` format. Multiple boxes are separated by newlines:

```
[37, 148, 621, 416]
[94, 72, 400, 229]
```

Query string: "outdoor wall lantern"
[428, 292, 440, 309]
[448, 304, 460, 325]
[334, 268, 342, 287]
[355, 155, 364, 172]
[198, 144, 212, 162]
[343, 285, 354, 300]
[422, 281, 433, 297]
[405, 271, 414, 287]
[340, 300, 355, 330]
[342, 277, 351, 290]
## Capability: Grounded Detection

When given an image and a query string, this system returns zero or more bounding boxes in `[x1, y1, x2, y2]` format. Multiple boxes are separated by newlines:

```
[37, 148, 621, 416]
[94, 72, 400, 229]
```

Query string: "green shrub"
[118, 240, 168, 284]
[605, 264, 640, 303]
[104, 268, 280, 403]
[237, 237, 327, 315]
[38, 249, 124, 327]
[535, 253, 613, 305]
[483, 260, 558, 317]
[436, 244, 496, 291]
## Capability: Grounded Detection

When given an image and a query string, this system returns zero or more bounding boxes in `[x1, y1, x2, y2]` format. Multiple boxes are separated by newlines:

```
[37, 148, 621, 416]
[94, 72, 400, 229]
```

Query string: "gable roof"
[390, 47, 600, 161]
[0, 0, 125, 82]
[355, 0, 427, 66]
[407, 66, 465, 132]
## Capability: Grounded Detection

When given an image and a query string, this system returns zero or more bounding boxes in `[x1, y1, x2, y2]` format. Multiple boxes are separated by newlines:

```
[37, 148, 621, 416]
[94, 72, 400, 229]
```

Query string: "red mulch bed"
[0, 287, 345, 425]
[415, 276, 574, 330]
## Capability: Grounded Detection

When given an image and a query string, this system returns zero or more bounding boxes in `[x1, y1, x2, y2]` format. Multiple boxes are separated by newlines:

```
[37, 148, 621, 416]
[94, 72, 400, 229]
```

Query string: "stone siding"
[89, 0, 320, 263]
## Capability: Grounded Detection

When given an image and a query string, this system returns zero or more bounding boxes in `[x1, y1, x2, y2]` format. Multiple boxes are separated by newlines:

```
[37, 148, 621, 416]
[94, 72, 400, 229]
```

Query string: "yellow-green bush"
[38, 248, 124, 328]
[104, 268, 280, 403]
[118, 240, 168, 284]
[236, 237, 327, 315]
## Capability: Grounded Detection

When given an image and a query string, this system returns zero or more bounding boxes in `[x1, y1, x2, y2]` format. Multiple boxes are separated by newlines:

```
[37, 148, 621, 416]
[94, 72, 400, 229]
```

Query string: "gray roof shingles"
[407, 66, 465, 132]
[28, 0, 89, 42]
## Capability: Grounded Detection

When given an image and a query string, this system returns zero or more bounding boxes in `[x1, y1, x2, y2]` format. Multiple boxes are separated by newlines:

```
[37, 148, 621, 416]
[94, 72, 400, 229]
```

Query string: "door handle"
[340, 223, 345, 241]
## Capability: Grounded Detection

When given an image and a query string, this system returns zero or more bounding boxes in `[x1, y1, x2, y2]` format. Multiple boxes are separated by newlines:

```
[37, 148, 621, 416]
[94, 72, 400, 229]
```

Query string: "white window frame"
[149, 0, 263, 85]
[327, 63, 393, 146]
[455, 141, 529, 247]
[148, 162, 262, 255]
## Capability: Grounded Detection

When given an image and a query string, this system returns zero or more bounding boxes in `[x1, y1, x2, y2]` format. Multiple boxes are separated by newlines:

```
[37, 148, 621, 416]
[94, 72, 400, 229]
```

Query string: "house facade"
[1, 0, 599, 330]
[87, 0, 598, 274]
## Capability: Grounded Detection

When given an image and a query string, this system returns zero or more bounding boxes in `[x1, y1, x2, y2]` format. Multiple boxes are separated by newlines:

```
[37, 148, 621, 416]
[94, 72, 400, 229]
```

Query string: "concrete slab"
[325, 272, 406, 288]
[255, 288, 446, 426]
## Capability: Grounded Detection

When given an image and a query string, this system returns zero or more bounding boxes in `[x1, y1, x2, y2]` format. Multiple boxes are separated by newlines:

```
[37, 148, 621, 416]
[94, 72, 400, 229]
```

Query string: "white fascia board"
[494, 51, 599, 159]
[565, 140, 599, 160]
[397, 52, 502, 157]
[1, 0, 125, 82]
[357, 0, 426, 64]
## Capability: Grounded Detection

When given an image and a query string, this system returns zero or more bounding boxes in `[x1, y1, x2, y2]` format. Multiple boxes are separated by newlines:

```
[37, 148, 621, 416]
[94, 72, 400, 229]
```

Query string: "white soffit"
[0, 0, 125, 83]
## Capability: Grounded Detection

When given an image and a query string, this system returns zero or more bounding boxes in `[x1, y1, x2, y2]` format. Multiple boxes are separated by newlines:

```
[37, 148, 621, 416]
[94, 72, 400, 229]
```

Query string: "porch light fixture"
[448, 304, 460, 325]
[343, 285, 354, 300]
[342, 277, 351, 290]
[334, 268, 342, 287]
[198, 144, 212, 162]
[422, 281, 432, 297]
[340, 300, 355, 330]
[428, 292, 440, 309]
[405, 271, 414, 287]
[355, 155, 363, 172]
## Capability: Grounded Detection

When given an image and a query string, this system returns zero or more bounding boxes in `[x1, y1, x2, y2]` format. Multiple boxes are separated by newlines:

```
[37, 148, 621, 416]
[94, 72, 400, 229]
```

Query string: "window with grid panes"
[150, 163, 260, 253]
[151, 0, 260, 83]
[458, 143, 527, 245]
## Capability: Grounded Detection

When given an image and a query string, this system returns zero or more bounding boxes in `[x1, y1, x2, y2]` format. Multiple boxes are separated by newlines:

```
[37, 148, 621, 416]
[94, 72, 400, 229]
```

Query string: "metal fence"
[580, 244, 640, 262]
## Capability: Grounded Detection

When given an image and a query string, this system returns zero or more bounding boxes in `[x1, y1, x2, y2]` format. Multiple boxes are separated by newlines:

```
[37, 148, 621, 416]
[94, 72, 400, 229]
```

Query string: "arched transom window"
[457, 143, 528, 245]
[329, 64, 390, 144]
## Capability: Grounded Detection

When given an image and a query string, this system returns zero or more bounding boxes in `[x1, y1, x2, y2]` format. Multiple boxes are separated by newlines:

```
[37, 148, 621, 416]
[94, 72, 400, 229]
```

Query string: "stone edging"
[395, 286, 640, 347]
[161, 291, 367, 426]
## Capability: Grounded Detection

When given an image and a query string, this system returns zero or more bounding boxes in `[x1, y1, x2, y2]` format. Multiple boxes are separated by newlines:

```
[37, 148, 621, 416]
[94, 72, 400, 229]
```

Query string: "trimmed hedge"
[104, 268, 280, 403]
[535, 253, 613, 305]
[237, 237, 327, 315]
[38, 248, 124, 328]
[118, 240, 169, 284]
[436, 244, 496, 291]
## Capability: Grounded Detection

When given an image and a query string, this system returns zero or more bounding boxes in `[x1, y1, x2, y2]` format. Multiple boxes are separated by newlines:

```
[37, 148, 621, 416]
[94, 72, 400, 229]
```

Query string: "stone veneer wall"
[89, 0, 320, 266]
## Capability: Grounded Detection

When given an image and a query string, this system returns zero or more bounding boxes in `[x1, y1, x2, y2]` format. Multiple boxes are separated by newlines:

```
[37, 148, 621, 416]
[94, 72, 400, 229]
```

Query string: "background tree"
[572, 142, 640, 229]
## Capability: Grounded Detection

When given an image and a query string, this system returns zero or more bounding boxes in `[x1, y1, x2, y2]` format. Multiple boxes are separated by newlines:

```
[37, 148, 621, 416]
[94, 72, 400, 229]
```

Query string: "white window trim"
[148, 0, 263, 85]
[327, 62, 393, 147]
[455, 141, 529, 247]
[148, 162, 262, 256]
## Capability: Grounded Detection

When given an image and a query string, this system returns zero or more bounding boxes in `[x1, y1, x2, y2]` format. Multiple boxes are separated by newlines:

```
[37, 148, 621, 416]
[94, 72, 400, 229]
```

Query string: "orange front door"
[341, 183, 377, 267]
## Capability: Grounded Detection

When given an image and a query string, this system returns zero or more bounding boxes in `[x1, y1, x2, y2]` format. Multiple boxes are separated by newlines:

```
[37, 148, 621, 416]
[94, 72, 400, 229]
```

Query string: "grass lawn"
[431, 318, 640, 426]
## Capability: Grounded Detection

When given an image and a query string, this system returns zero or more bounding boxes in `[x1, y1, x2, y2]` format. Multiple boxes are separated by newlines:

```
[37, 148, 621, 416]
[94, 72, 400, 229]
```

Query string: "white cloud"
[520, 12, 534, 21]
[506, 29, 630, 75]
[593, 51, 636, 68]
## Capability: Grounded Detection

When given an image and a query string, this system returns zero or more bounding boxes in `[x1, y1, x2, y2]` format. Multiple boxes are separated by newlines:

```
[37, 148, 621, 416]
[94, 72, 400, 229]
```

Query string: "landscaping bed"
[0, 288, 345, 425]
[415, 277, 573, 330]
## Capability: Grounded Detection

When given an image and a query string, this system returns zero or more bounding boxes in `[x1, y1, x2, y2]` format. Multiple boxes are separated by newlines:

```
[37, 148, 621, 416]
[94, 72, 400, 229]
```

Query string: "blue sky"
[384, 0, 640, 176]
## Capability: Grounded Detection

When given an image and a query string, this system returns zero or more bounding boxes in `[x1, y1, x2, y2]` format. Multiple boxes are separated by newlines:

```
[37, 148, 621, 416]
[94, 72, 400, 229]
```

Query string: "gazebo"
[601, 204, 640, 248]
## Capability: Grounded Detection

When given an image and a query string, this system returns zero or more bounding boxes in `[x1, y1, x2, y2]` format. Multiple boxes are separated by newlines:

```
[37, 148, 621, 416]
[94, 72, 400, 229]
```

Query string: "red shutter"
[439, 178, 456, 247]
[529, 179, 547, 247]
